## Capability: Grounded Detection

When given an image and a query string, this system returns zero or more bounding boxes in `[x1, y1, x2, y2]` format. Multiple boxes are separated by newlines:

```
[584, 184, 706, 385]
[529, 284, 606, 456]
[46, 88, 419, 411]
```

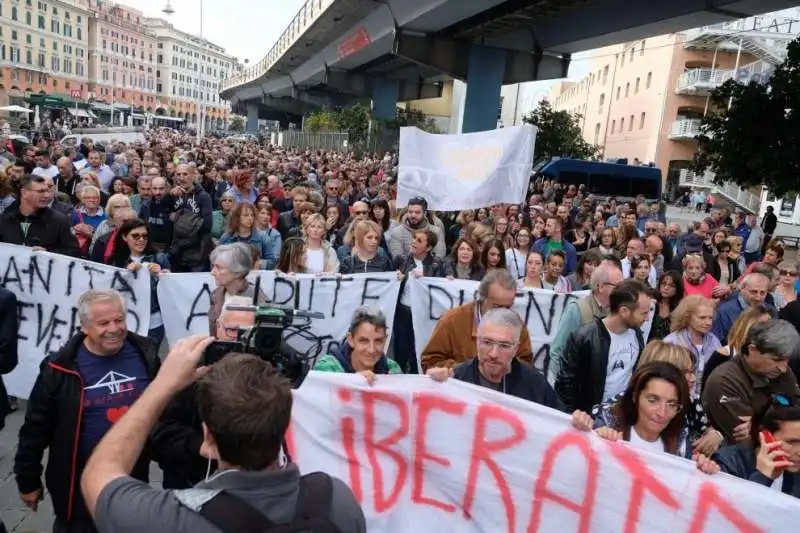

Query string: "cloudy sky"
[120, 0, 306, 64]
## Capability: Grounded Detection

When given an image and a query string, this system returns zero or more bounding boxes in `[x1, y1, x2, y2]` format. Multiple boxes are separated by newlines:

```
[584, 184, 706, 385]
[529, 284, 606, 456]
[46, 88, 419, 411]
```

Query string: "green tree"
[522, 100, 602, 161]
[228, 115, 245, 132]
[383, 108, 442, 133]
[694, 37, 800, 197]
[304, 108, 340, 132]
[304, 103, 371, 144]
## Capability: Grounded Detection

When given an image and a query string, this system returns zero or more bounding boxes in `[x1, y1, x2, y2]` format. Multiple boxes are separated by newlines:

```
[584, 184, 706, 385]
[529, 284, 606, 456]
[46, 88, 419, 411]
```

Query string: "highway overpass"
[220, 0, 800, 133]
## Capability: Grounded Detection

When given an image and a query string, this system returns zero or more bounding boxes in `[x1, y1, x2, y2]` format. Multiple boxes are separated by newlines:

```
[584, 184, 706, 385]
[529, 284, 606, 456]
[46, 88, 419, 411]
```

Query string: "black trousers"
[392, 303, 419, 374]
[53, 517, 97, 533]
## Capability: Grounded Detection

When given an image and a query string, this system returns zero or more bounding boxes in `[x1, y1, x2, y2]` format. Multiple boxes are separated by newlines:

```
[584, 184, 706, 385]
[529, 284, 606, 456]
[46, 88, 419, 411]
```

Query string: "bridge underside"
[226, 0, 797, 132]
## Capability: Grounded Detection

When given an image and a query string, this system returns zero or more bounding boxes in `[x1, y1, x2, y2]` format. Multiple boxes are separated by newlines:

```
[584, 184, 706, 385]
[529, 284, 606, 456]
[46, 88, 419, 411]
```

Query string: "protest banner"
[157, 271, 401, 360]
[409, 277, 653, 372]
[0, 244, 151, 399]
[290, 372, 800, 533]
[396, 125, 536, 211]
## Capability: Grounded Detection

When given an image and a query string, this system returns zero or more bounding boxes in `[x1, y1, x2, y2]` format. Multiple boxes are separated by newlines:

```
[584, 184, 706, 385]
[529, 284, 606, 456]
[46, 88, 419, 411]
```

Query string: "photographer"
[81, 336, 366, 533]
[151, 296, 255, 489]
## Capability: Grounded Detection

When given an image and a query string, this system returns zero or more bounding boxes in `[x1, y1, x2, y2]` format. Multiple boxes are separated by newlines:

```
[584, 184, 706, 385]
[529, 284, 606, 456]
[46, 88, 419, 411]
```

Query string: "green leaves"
[521, 100, 602, 162]
[694, 37, 800, 197]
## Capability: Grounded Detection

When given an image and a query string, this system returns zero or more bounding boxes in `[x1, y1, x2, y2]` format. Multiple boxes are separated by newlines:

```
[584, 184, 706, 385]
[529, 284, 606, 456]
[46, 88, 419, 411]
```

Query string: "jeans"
[148, 324, 165, 354]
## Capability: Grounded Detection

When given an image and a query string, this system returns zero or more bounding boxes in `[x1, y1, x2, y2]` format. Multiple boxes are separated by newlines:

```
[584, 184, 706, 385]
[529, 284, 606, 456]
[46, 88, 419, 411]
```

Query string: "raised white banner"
[409, 277, 653, 372]
[0, 244, 151, 399]
[291, 373, 800, 533]
[396, 125, 536, 210]
[157, 272, 401, 360]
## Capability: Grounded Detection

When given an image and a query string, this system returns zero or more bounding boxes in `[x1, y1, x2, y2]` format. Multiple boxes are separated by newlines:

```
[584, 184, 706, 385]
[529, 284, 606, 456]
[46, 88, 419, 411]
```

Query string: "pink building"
[550, 14, 797, 205]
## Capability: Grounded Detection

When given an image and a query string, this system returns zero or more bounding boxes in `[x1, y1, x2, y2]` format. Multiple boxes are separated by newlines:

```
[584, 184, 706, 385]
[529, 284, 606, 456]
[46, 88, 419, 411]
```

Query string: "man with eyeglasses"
[703, 320, 800, 444]
[426, 308, 564, 409]
[555, 279, 649, 413]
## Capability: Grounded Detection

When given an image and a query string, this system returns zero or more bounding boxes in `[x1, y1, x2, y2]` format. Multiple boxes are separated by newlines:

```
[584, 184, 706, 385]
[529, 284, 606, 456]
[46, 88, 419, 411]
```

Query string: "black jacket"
[396, 253, 444, 301]
[713, 443, 800, 499]
[140, 196, 174, 247]
[0, 288, 18, 429]
[0, 203, 80, 257]
[339, 248, 395, 274]
[555, 318, 645, 413]
[277, 210, 300, 240]
[14, 332, 160, 521]
[454, 358, 565, 412]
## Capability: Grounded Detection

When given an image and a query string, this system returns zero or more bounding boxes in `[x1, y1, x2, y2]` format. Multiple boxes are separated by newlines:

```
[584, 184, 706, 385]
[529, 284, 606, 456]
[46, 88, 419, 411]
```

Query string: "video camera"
[203, 303, 325, 385]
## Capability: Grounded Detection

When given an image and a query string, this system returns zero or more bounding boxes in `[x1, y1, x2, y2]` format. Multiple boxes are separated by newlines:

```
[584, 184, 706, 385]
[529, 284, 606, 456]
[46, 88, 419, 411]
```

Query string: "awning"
[67, 108, 96, 119]
[131, 113, 145, 119]
[153, 115, 185, 123]
[91, 103, 114, 112]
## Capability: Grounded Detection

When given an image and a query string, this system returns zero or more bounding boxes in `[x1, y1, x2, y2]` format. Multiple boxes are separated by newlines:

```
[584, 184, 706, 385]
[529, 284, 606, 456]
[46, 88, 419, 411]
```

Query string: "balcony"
[668, 119, 702, 140]
[679, 169, 761, 213]
[675, 68, 733, 95]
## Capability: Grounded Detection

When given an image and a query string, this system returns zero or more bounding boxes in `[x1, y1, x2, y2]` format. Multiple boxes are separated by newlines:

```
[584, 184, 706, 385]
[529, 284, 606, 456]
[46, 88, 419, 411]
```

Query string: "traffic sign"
[70, 89, 81, 98]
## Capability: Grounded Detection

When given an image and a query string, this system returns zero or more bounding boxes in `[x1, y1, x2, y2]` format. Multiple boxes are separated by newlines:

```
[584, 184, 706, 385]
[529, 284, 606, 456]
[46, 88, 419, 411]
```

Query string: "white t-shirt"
[33, 165, 59, 180]
[603, 327, 639, 401]
[305, 248, 325, 274]
[771, 474, 784, 492]
[629, 427, 666, 453]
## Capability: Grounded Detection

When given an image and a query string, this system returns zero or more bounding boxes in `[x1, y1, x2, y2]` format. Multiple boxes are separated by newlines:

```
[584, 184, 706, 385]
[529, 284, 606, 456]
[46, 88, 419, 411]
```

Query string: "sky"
[118, 0, 306, 64]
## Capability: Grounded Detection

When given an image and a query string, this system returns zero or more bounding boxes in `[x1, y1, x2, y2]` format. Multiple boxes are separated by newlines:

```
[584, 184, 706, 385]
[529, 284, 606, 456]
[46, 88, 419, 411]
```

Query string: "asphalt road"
[1, 205, 797, 532]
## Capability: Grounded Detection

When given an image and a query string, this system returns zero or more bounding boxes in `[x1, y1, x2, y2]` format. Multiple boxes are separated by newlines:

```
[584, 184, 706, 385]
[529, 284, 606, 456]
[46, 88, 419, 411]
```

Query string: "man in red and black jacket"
[13, 289, 160, 533]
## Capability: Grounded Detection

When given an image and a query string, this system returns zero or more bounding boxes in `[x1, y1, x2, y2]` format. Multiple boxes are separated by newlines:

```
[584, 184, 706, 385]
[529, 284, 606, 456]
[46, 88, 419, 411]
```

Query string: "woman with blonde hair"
[89, 193, 133, 252]
[725, 236, 747, 273]
[303, 213, 339, 274]
[339, 220, 394, 274]
[773, 260, 798, 309]
[663, 295, 721, 396]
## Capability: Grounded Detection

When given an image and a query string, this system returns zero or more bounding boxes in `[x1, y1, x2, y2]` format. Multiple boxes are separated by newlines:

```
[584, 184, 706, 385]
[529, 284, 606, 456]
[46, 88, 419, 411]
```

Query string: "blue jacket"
[532, 237, 578, 275]
[712, 294, 777, 343]
[219, 228, 281, 270]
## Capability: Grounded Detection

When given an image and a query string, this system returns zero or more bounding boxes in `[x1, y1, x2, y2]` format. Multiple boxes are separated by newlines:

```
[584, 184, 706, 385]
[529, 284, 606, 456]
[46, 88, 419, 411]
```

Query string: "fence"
[273, 127, 400, 155]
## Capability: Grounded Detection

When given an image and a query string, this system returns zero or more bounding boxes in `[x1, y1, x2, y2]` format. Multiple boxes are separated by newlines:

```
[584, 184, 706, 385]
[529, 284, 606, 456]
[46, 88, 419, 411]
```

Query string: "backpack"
[197, 472, 343, 533]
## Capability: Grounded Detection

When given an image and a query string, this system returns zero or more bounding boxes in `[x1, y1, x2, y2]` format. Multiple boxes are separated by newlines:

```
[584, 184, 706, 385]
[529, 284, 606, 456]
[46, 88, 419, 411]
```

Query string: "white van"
[60, 127, 146, 147]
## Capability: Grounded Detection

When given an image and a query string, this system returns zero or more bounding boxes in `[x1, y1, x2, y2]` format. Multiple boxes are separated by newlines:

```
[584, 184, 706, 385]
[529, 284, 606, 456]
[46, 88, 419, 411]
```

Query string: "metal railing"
[679, 169, 761, 213]
[277, 130, 350, 151]
[675, 68, 733, 93]
[668, 119, 702, 139]
[220, 0, 335, 92]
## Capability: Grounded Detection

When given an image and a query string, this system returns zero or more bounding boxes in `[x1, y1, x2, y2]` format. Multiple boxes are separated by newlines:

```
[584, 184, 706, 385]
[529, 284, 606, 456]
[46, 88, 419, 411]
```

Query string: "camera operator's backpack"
[197, 472, 343, 533]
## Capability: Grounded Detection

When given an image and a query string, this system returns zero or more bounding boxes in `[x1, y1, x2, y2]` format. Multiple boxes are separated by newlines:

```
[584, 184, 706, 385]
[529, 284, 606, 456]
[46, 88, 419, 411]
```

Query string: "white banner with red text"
[0, 244, 151, 399]
[290, 372, 800, 533]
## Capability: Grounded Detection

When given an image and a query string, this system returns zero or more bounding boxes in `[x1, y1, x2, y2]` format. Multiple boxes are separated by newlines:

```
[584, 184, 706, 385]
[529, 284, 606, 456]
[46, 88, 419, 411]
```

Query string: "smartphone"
[761, 430, 789, 463]
[202, 341, 245, 366]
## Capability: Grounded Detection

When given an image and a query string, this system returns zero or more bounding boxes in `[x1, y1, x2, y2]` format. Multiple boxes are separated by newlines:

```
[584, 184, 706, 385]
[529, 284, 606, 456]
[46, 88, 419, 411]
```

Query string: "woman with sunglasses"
[712, 240, 741, 286]
[571, 359, 719, 474]
[713, 395, 800, 499]
[773, 260, 798, 310]
[108, 219, 171, 352]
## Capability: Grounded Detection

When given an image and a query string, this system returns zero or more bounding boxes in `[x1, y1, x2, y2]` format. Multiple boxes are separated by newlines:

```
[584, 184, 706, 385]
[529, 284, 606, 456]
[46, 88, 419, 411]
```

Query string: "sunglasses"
[353, 211, 368, 216]
[128, 233, 148, 241]
[780, 270, 798, 276]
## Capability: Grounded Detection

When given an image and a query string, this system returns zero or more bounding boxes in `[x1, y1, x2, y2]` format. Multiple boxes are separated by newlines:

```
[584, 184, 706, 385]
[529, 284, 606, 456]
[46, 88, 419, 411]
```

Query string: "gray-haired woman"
[208, 242, 268, 336]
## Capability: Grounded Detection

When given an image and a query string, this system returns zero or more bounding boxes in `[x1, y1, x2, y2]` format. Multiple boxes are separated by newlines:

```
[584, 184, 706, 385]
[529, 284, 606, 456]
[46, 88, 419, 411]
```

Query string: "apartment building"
[0, 0, 91, 107]
[144, 17, 239, 131]
[85, 1, 158, 118]
[549, 11, 799, 208]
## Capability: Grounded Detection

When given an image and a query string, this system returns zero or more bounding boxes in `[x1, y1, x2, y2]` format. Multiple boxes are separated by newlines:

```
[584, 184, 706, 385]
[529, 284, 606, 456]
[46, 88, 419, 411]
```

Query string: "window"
[635, 77, 640, 93]
[620, 117, 625, 131]
[26, 11, 32, 25]
[620, 53, 625, 67]
[38, 15, 44, 28]
[63, 58, 71, 74]
[77, 28, 81, 40]
[616, 86, 621, 101]
[629, 115, 634, 131]
[611, 120, 616, 134]
[12, 7, 18, 21]
[51, 19, 59, 33]
[640, 112, 646, 129]
[76, 61, 83, 76]
[0, 44, 5, 61]
[602, 65, 609, 84]
[594, 123, 601, 144]
[37, 50, 44, 67]
[26, 49, 32, 64]
[12, 30, 17, 41]
[598, 93, 605, 113]
[640, 40, 646, 56]
[629, 48, 634, 62]
[26, 34, 31, 44]
[625, 82, 630, 97]
[646, 72, 652, 89]
[51, 54, 58, 71]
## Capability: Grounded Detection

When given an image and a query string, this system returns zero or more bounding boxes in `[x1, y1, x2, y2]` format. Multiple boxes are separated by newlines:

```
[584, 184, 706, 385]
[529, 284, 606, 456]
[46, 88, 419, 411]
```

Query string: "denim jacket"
[219, 228, 281, 270]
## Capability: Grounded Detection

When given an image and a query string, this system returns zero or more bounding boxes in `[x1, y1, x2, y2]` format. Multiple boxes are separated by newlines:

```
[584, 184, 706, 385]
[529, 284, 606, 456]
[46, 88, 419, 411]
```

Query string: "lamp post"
[163, 0, 204, 142]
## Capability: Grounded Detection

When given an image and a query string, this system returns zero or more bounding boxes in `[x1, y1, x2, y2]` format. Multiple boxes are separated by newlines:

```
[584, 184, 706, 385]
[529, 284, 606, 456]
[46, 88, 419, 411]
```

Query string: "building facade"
[550, 11, 799, 208]
[144, 17, 239, 130]
[86, 1, 158, 120]
[0, 0, 91, 107]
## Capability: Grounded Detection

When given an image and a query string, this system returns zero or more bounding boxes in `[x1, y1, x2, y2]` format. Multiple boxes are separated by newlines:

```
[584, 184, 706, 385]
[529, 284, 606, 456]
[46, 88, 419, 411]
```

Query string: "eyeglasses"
[128, 233, 148, 241]
[643, 394, 683, 413]
[478, 337, 517, 352]
[353, 211, 368, 216]
[780, 270, 798, 277]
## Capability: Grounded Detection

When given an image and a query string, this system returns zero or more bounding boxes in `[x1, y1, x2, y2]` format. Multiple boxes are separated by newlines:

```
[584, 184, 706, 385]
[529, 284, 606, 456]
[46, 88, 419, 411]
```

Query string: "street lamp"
[163, 1, 205, 142]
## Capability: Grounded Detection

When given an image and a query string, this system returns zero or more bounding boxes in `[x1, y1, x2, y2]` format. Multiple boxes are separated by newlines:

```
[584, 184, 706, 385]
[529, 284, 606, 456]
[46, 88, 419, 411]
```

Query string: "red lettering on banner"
[363, 390, 410, 513]
[411, 392, 467, 513]
[338, 387, 363, 504]
[687, 482, 764, 533]
[609, 443, 681, 533]
[527, 432, 598, 533]
[462, 403, 526, 533]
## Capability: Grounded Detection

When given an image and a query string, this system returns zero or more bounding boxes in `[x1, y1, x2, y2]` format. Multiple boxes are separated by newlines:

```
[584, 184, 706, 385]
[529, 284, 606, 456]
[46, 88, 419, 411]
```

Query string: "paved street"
[1, 205, 798, 532]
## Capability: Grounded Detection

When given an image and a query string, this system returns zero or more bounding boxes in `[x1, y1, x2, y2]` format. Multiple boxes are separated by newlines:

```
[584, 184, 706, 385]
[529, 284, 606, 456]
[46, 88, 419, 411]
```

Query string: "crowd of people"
[0, 129, 798, 533]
